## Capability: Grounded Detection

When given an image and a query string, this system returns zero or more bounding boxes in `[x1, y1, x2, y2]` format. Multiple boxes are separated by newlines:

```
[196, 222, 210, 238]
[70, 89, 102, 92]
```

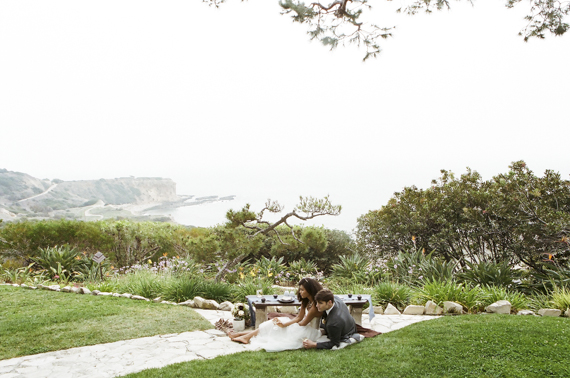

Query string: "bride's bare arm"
[298, 304, 322, 327]
[274, 304, 306, 328]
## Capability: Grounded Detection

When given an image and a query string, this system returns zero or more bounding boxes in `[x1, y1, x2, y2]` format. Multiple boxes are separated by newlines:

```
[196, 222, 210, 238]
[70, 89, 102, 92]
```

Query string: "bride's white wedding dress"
[249, 317, 321, 352]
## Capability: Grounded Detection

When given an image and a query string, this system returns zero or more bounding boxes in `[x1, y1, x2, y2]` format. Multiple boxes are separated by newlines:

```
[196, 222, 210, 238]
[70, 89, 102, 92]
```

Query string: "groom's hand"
[303, 340, 317, 349]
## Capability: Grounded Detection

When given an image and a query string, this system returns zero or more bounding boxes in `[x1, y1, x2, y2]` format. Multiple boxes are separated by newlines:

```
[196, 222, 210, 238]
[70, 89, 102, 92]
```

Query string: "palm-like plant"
[31, 245, 83, 280]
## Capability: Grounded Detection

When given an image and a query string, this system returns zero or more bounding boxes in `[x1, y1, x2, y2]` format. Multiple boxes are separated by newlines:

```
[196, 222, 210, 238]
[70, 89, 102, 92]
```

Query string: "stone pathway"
[0, 309, 438, 378]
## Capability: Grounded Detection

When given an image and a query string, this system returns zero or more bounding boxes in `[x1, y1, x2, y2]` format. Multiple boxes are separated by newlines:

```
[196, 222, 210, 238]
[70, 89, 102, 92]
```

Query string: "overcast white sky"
[1, 0, 569, 232]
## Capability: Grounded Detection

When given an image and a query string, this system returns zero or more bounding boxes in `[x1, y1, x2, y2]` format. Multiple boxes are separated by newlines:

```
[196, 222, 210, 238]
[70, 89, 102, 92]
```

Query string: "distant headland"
[0, 168, 235, 223]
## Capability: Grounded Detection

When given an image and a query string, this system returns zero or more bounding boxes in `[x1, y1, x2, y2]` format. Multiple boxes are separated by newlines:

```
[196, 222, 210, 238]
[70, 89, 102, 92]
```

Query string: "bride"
[230, 277, 324, 352]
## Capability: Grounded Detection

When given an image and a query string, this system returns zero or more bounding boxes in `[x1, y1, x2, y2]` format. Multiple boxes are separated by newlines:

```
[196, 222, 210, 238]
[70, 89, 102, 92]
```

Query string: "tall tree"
[204, 0, 569, 59]
[356, 161, 570, 269]
[191, 195, 341, 280]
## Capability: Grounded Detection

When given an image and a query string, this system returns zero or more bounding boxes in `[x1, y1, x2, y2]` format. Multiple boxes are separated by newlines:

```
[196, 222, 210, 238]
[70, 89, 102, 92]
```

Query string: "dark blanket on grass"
[267, 312, 381, 338]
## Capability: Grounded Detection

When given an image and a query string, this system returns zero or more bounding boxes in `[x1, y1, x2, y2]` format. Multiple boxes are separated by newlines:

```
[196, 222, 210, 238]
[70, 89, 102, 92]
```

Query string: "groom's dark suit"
[316, 296, 357, 349]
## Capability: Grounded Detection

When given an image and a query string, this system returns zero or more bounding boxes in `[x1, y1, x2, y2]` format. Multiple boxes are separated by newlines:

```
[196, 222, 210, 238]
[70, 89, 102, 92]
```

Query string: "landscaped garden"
[1, 161, 570, 376]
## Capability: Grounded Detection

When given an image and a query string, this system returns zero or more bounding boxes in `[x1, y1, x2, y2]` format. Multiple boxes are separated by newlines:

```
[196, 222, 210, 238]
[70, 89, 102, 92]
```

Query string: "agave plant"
[372, 281, 412, 310]
[31, 245, 83, 280]
[287, 258, 318, 282]
[386, 248, 456, 286]
[457, 261, 522, 289]
[331, 254, 370, 281]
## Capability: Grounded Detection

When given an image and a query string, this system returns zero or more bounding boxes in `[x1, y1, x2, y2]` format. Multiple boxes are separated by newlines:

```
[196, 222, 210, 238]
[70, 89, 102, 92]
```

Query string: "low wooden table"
[246, 295, 369, 329]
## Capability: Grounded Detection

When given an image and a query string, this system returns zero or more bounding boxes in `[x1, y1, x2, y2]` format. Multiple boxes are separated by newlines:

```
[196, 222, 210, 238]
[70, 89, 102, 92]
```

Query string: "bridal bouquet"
[232, 303, 250, 321]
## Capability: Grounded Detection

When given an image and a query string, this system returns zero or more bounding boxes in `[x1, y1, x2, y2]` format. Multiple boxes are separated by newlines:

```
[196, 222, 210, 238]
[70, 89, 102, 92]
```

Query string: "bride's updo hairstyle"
[296, 277, 323, 307]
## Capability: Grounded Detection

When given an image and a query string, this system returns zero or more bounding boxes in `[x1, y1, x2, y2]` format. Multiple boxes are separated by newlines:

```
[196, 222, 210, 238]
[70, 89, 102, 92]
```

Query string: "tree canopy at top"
[204, 0, 569, 60]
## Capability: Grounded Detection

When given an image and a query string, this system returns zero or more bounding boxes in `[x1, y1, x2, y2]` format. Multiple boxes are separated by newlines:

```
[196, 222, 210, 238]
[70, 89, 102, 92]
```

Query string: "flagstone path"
[0, 309, 439, 378]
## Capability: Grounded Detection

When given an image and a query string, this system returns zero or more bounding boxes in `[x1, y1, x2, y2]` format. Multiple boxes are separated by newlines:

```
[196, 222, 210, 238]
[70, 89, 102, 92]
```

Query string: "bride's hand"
[273, 318, 286, 328]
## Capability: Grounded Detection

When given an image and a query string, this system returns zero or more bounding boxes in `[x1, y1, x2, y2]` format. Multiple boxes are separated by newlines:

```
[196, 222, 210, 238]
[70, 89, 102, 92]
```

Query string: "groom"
[303, 289, 363, 350]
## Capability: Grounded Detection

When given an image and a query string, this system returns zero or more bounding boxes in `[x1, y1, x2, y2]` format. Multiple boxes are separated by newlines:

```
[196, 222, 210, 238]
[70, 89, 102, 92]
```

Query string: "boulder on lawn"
[403, 305, 425, 315]
[485, 300, 511, 314]
[443, 301, 464, 314]
[373, 306, 384, 315]
[218, 301, 234, 311]
[538, 308, 562, 317]
[517, 310, 536, 316]
[424, 300, 443, 315]
[384, 303, 401, 315]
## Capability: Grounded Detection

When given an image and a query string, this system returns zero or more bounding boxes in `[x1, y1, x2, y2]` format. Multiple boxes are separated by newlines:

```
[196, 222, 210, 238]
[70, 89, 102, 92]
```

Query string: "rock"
[121, 293, 133, 299]
[71, 287, 82, 294]
[91, 290, 101, 295]
[81, 287, 91, 295]
[424, 300, 443, 315]
[20, 284, 28, 288]
[201, 299, 220, 310]
[373, 306, 384, 315]
[485, 300, 511, 315]
[37, 284, 45, 289]
[62, 286, 72, 293]
[161, 301, 176, 305]
[443, 301, 464, 314]
[178, 300, 195, 307]
[403, 305, 425, 315]
[98, 292, 112, 296]
[12, 283, 20, 287]
[517, 310, 536, 316]
[565, 309, 570, 318]
[384, 303, 401, 315]
[131, 295, 149, 301]
[218, 301, 234, 311]
[153, 297, 162, 303]
[538, 308, 562, 317]
[48, 285, 61, 292]
[193, 296, 205, 308]
[112, 293, 121, 297]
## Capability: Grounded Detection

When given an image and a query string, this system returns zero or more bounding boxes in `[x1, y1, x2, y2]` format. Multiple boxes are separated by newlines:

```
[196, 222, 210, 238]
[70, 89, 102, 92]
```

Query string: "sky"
[1, 0, 569, 232]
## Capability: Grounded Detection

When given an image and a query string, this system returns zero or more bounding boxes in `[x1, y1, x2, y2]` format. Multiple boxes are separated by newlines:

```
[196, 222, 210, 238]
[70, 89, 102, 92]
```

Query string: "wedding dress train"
[249, 317, 321, 352]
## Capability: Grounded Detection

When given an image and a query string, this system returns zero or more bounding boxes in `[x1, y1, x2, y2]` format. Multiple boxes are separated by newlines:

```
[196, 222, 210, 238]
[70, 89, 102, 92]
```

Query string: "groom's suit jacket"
[316, 296, 357, 349]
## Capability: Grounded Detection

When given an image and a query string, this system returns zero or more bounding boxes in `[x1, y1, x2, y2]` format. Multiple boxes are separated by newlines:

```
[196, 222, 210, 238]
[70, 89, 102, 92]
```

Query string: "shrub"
[162, 277, 204, 303]
[31, 245, 83, 281]
[287, 258, 318, 282]
[457, 261, 522, 289]
[527, 292, 552, 312]
[372, 281, 412, 310]
[479, 285, 528, 313]
[251, 256, 287, 283]
[550, 285, 570, 311]
[116, 269, 166, 299]
[231, 277, 275, 303]
[386, 249, 456, 286]
[330, 254, 380, 285]
[201, 280, 234, 303]
[414, 279, 484, 313]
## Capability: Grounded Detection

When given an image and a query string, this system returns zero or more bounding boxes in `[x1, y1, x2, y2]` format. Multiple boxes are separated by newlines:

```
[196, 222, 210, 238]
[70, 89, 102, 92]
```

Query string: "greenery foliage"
[457, 260, 522, 289]
[357, 162, 570, 270]
[372, 281, 412, 310]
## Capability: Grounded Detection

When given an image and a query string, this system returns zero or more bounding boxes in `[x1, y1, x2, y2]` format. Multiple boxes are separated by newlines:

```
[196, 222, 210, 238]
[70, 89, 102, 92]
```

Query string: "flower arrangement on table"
[232, 302, 250, 322]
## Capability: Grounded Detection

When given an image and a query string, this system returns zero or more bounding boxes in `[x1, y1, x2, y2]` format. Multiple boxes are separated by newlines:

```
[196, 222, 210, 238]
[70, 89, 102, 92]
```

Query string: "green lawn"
[125, 315, 570, 378]
[0, 285, 212, 360]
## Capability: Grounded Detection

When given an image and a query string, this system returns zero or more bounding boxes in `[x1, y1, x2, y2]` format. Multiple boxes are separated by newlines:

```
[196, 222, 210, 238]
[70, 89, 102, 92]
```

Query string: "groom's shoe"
[349, 334, 364, 344]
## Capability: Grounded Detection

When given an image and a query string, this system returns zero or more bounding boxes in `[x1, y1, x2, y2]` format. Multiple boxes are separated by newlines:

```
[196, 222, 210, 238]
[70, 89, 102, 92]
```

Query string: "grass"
[125, 315, 570, 378]
[0, 285, 213, 360]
